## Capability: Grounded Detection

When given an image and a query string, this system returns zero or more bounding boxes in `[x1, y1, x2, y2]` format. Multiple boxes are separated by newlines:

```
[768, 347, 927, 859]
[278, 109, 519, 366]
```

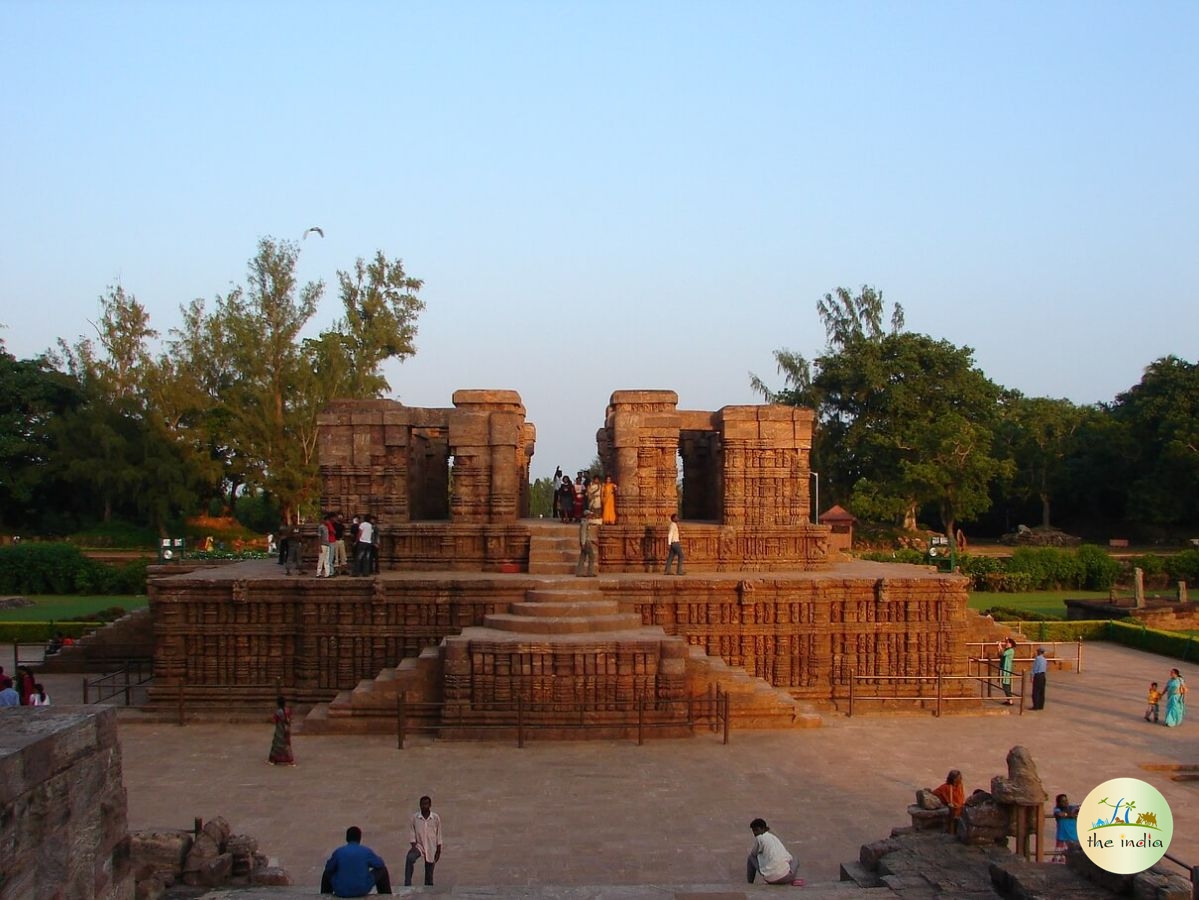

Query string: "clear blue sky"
[3, 1, 1196, 479]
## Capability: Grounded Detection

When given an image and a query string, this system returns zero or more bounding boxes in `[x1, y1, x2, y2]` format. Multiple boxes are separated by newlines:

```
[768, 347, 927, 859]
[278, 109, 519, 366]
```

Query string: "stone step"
[481, 612, 644, 634]
[510, 600, 621, 617]
[168, 880, 886, 898]
[525, 587, 604, 603]
[840, 860, 886, 888]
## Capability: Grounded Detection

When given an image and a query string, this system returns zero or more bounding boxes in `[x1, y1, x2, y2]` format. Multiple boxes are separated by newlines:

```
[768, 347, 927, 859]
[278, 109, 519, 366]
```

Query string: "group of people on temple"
[553, 467, 617, 525]
[320, 797, 443, 895]
[278, 512, 377, 578]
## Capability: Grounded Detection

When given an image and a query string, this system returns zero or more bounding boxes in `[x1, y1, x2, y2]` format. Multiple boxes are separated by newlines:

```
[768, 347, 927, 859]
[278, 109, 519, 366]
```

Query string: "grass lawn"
[967, 590, 1110, 620]
[0, 595, 148, 622]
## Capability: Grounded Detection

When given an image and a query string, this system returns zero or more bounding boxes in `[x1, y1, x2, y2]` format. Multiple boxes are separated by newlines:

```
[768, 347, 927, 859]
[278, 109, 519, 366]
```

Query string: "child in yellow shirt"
[1145, 681, 1161, 723]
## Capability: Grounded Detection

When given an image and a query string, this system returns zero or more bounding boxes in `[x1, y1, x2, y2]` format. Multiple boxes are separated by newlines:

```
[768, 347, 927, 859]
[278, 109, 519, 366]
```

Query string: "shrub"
[1166, 550, 1199, 585]
[981, 604, 1058, 621]
[68, 521, 158, 549]
[1107, 620, 1199, 662]
[1009, 548, 1082, 590]
[1128, 554, 1168, 578]
[0, 544, 147, 595]
[0, 621, 102, 642]
[1076, 544, 1120, 590]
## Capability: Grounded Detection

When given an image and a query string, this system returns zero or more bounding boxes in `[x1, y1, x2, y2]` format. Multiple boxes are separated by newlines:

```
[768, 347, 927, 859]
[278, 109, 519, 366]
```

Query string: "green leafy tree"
[1110, 356, 1199, 528]
[0, 342, 84, 529]
[755, 286, 1007, 537]
[996, 393, 1094, 528]
[48, 286, 197, 531]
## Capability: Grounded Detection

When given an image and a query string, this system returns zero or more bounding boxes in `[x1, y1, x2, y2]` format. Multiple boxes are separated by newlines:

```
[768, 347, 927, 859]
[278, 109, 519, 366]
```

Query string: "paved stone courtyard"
[83, 641, 1194, 893]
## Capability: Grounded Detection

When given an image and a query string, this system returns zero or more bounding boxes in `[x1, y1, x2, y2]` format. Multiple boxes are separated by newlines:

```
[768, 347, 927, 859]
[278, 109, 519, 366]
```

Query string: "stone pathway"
[97, 641, 1199, 894]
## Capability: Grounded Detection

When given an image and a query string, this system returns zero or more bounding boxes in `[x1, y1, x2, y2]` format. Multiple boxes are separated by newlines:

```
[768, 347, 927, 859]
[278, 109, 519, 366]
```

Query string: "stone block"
[250, 865, 293, 885]
[128, 830, 192, 877]
[198, 852, 234, 887]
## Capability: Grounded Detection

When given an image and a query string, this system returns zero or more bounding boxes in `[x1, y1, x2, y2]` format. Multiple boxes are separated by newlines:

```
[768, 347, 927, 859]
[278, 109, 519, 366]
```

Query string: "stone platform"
[145, 555, 971, 735]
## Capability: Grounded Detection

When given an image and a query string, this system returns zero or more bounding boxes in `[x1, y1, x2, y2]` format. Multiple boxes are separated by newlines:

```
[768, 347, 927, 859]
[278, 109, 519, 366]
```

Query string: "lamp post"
[810, 471, 819, 525]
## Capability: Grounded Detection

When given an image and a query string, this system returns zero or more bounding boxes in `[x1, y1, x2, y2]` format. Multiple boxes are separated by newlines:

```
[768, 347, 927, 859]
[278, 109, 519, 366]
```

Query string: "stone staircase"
[303, 578, 820, 736]
[526, 524, 577, 575]
[36, 607, 155, 673]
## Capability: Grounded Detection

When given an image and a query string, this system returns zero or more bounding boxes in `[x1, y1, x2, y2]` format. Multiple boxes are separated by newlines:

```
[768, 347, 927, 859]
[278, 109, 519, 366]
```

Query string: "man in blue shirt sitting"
[321, 826, 392, 896]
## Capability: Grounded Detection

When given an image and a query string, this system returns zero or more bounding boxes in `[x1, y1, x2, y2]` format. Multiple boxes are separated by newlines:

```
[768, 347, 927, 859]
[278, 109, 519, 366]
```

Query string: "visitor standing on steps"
[575, 510, 598, 577]
[551, 466, 563, 518]
[664, 513, 685, 575]
[601, 475, 618, 524]
[355, 515, 374, 576]
[405, 795, 443, 886]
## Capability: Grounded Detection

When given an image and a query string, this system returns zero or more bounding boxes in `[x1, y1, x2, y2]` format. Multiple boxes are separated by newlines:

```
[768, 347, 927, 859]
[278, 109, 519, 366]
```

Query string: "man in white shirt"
[747, 817, 801, 885]
[355, 515, 374, 577]
[664, 513, 685, 575]
[405, 795, 443, 886]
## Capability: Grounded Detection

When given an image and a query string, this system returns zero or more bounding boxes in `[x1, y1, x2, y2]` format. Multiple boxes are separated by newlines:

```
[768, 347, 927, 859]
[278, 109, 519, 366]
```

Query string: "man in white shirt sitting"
[747, 817, 802, 885]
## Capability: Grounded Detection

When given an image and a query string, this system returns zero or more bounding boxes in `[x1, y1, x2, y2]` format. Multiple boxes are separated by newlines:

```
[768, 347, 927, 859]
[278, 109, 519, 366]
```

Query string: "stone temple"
[146, 389, 970, 737]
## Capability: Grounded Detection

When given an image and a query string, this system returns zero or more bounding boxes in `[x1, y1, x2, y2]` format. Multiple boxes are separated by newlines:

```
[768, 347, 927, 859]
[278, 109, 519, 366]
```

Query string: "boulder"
[128, 830, 192, 877]
[990, 746, 1048, 806]
[250, 865, 293, 886]
[916, 788, 945, 810]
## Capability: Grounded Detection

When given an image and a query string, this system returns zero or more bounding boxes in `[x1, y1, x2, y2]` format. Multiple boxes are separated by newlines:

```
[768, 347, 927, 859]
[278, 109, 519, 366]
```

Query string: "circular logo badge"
[1077, 777, 1173, 873]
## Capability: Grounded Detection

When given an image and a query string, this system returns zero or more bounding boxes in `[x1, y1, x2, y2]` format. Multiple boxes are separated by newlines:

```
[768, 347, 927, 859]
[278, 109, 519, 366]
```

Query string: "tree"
[0, 342, 84, 529]
[160, 240, 425, 522]
[996, 393, 1093, 529]
[46, 286, 197, 531]
[755, 286, 1007, 536]
[1110, 356, 1199, 528]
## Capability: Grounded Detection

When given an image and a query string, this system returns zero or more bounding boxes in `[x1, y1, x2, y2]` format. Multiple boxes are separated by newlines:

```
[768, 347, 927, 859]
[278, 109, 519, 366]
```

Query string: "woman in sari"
[998, 638, 1016, 706]
[268, 695, 296, 765]
[601, 476, 618, 525]
[1164, 668, 1186, 727]
[558, 476, 574, 523]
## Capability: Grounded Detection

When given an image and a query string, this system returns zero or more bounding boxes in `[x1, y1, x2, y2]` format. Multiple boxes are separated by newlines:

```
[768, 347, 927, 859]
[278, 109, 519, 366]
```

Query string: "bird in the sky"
[303, 226, 325, 239]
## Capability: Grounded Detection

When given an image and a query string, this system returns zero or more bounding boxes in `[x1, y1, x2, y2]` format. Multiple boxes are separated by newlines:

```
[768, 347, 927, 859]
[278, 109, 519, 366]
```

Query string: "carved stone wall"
[597, 391, 816, 528]
[317, 390, 535, 527]
[146, 564, 968, 709]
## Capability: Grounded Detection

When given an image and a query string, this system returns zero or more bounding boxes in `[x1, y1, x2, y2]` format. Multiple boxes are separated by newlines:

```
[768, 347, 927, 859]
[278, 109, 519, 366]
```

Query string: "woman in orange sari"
[601, 476, 618, 525]
[932, 769, 965, 833]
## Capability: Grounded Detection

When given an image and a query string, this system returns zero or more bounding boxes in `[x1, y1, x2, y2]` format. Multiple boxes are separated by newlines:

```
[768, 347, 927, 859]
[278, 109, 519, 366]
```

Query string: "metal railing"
[965, 638, 1084, 674]
[82, 660, 153, 706]
[848, 668, 1025, 717]
[394, 688, 732, 748]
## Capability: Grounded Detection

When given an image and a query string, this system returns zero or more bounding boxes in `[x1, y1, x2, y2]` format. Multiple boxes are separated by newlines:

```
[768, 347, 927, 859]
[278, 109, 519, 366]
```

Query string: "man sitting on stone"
[747, 818, 803, 886]
[321, 826, 391, 896]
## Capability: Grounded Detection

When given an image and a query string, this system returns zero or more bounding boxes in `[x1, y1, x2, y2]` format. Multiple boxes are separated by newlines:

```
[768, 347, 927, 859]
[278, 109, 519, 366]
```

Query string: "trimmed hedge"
[0, 621, 103, 642]
[958, 546, 1120, 592]
[993, 619, 1199, 664]
[0, 543, 148, 595]
[1107, 619, 1199, 662]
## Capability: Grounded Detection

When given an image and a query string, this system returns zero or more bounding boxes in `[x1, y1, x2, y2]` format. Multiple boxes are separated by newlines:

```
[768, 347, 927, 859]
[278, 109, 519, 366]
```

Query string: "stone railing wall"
[0, 707, 131, 900]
